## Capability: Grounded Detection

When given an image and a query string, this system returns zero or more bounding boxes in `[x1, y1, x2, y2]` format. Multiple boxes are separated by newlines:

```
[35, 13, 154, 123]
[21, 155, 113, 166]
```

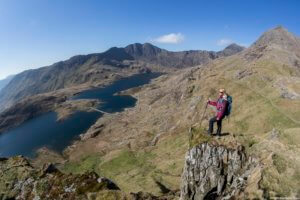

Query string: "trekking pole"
[199, 102, 208, 128]
[188, 126, 192, 149]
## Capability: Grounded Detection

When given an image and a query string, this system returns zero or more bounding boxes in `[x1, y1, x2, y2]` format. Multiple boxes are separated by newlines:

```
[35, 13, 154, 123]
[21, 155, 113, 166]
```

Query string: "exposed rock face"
[0, 156, 120, 200]
[180, 143, 259, 200]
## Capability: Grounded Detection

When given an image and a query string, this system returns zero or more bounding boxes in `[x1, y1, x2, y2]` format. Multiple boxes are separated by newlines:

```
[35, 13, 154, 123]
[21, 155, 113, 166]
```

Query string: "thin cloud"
[217, 39, 233, 46]
[152, 33, 184, 44]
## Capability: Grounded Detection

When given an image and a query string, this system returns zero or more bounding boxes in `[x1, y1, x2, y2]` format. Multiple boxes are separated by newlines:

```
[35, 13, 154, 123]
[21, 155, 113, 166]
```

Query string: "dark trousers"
[208, 116, 223, 135]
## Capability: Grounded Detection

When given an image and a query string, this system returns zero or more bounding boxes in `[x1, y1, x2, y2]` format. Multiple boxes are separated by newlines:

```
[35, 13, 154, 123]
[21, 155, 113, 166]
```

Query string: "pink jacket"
[208, 95, 227, 119]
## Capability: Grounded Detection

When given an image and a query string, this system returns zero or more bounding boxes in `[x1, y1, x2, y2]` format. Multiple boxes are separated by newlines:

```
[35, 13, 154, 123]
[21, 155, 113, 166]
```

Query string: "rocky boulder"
[180, 143, 259, 200]
[0, 156, 119, 200]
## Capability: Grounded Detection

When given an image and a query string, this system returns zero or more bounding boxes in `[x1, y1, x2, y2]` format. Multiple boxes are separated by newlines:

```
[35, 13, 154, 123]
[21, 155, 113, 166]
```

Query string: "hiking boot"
[205, 130, 213, 135]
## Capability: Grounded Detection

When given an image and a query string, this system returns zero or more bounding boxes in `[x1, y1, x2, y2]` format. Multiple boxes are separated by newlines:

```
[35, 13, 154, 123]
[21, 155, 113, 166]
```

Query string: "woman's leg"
[216, 118, 223, 136]
[208, 116, 217, 134]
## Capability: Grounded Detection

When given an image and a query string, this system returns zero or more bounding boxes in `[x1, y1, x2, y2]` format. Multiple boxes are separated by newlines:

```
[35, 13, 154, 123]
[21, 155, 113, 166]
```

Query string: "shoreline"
[0, 71, 164, 159]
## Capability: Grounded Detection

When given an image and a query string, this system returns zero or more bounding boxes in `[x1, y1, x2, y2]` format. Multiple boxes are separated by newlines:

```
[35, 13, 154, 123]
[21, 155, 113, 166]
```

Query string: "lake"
[0, 73, 161, 157]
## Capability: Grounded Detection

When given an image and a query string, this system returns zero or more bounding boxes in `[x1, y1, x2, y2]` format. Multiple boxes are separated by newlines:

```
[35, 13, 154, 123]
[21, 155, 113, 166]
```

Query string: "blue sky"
[0, 0, 299, 79]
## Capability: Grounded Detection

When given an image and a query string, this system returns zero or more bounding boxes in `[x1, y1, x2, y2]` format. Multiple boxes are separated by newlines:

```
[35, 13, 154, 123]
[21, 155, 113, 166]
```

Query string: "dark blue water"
[0, 73, 161, 157]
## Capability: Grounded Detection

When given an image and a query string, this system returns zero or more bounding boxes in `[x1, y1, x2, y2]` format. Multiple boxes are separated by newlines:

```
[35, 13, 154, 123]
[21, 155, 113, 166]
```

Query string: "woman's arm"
[208, 100, 217, 107]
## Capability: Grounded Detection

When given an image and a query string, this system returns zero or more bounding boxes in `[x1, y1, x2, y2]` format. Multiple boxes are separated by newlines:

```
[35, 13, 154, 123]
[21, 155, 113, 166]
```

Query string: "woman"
[207, 88, 228, 136]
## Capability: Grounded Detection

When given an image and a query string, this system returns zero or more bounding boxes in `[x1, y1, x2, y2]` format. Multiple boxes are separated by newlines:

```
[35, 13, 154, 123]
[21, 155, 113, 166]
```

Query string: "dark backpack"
[225, 95, 232, 116]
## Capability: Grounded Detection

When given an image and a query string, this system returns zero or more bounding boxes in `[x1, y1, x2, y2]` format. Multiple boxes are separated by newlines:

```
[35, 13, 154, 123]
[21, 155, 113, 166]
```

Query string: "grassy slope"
[59, 50, 300, 198]
[61, 129, 187, 195]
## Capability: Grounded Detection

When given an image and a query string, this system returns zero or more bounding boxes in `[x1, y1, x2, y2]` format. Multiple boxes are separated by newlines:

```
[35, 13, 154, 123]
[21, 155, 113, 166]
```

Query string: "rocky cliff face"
[180, 143, 259, 200]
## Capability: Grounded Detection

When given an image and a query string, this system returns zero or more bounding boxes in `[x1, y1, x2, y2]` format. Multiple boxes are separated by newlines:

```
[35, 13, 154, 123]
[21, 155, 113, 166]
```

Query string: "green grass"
[61, 154, 102, 175]
[259, 153, 300, 198]
[235, 120, 250, 132]
[260, 168, 292, 198]
[267, 106, 298, 129]
[97, 150, 159, 193]
[189, 126, 212, 147]
[272, 154, 287, 174]
[280, 128, 300, 147]
[99, 150, 155, 176]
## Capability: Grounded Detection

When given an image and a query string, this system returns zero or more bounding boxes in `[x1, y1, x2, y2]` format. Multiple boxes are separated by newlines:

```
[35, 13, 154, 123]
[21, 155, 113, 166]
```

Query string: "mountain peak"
[125, 42, 161, 50]
[265, 25, 290, 37]
[217, 43, 245, 57]
[125, 42, 163, 58]
[224, 43, 245, 51]
[251, 26, 300, 50]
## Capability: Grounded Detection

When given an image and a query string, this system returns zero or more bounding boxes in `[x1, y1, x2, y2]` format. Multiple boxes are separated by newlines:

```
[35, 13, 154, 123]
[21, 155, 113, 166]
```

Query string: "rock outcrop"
[0, 156, 120, 200]
[0, 156, 180, 200]
[180, 143, 259, 200]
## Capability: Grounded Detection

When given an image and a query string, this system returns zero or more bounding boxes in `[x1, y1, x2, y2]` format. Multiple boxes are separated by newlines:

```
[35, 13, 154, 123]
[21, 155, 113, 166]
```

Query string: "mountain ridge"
[0, 75, 14, 91]
[0, 43, 244, 111]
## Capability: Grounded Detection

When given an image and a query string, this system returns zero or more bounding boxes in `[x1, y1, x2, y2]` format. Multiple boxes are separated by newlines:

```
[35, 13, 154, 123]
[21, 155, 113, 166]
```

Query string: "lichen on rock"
[0, 156, 120, 200]
[180, 142, 259, 200]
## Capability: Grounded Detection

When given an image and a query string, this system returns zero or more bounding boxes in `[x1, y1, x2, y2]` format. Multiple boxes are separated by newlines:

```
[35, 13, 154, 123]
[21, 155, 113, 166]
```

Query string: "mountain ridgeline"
[0, 75, 14, 91]
[0, 43, 244, 111]
[124, 42, 244, 67]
